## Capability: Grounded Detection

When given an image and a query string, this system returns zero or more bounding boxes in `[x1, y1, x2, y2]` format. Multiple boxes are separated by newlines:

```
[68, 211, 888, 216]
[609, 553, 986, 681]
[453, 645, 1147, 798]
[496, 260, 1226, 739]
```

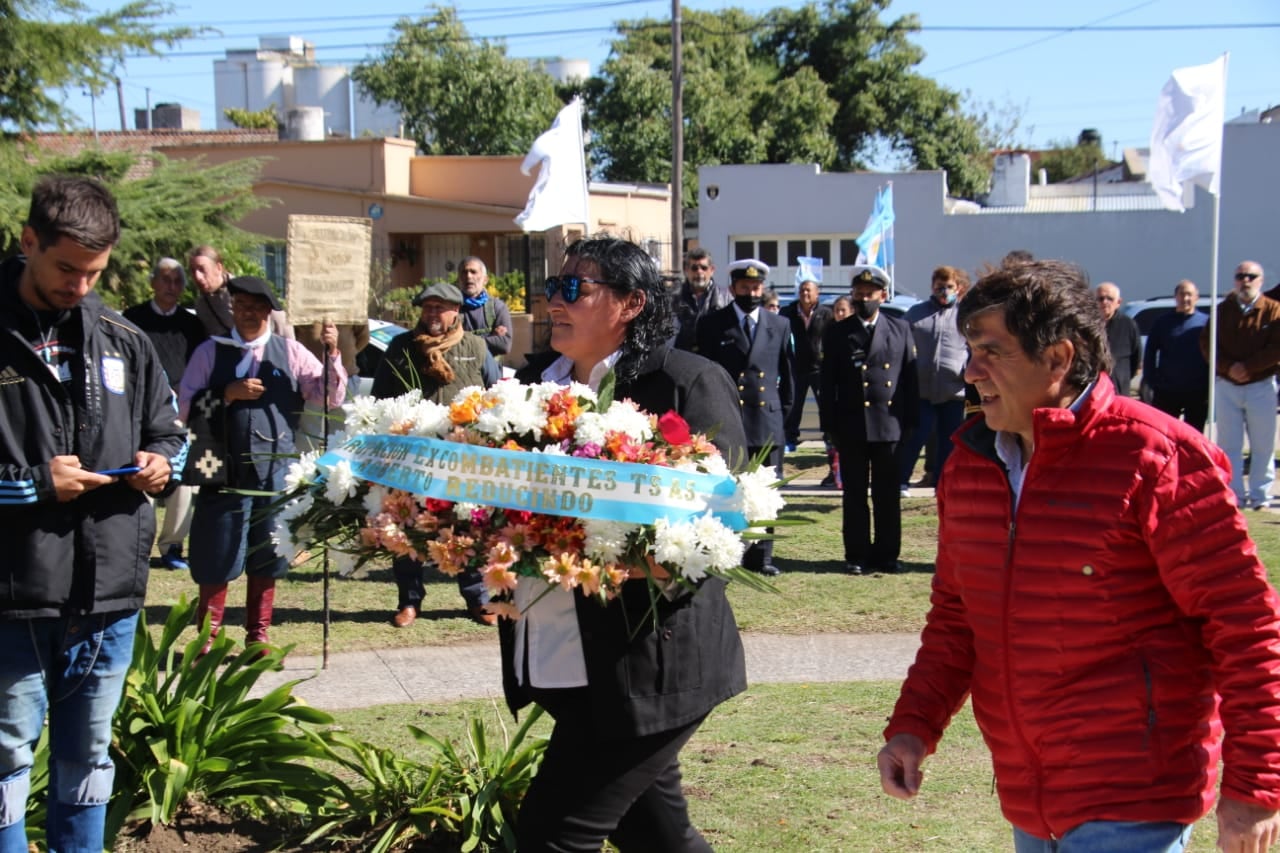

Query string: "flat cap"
[412, 281, 463, 306]
[727, 259, 770, 281]
[227, 275, 283, 311]
[849, 264, 891, 290]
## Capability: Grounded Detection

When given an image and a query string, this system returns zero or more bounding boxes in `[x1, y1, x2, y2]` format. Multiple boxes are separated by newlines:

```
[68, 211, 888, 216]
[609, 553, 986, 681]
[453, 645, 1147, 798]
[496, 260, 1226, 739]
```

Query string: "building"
[214, 36, 401, 138]
[696, 115, 1279, 302]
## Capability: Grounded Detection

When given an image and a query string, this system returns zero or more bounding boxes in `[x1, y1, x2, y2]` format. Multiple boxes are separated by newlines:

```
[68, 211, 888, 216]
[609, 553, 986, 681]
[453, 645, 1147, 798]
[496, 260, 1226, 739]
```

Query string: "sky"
[66, 0, 1277, 158]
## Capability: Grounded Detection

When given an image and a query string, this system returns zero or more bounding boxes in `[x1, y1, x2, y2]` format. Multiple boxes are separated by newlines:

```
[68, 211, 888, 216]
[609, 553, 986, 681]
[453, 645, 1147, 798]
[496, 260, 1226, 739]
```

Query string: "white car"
[350, 318, 411, 397]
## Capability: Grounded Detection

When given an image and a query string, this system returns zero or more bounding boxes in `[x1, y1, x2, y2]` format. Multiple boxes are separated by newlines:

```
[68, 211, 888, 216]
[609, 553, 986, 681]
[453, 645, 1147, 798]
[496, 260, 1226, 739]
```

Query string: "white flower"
[697, 453, 731, 477]
[284, 451, 321, 492]
[599, 400, 652, 443]
[692, 512, 746, 571]
[736, 466, 785, 522]
[324, 460, 359, 504]
[583, 519, 639, 564]
[330, 547, 359, 577]
[363, 484, 389, 517]
[652, 519, 701, 577]
[402, 399, 450, 436]
[271, 516, 298, 563]
[571, 411, 608, 448]
[342, 394, 386, 434]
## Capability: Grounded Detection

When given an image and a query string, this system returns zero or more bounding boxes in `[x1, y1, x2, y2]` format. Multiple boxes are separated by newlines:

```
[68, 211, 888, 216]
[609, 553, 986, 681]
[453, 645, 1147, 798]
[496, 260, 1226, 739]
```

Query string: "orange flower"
[542, 551, 582, 590]
[483, 564, 519, 595]
[485, 600, 522, 621]
[449, 390, 485, 425]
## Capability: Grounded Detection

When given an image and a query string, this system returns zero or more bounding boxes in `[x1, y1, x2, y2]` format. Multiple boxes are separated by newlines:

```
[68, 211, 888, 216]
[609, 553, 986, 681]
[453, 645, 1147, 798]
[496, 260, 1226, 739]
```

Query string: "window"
[787, 240, 806, 266]
[758, 241, 778, 268]
[840, 239, 859, 265]
[810, 240, 831, 265]
[734, 241, 754, 261]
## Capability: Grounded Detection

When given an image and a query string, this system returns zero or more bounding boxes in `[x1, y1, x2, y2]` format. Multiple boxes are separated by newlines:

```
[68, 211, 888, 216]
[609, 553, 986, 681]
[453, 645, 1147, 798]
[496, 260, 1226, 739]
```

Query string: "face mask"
[734, 293, 762, 312]
[937, 291, 957, 306]
[853, 299, 878, 320]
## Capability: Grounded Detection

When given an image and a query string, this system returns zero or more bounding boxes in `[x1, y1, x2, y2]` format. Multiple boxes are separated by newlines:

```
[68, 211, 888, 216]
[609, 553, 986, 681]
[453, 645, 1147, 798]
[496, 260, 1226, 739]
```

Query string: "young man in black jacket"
[0, 176, 187, 851]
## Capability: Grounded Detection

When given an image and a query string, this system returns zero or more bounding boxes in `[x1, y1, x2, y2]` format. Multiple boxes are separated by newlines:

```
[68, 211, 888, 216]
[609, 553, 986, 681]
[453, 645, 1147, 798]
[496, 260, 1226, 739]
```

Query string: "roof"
[20, 130, 280, 179]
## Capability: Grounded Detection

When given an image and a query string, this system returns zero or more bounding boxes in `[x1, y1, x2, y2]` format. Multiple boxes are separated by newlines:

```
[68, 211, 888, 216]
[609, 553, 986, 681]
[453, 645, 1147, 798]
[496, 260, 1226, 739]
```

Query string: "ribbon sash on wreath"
[316, 434, 748, 531]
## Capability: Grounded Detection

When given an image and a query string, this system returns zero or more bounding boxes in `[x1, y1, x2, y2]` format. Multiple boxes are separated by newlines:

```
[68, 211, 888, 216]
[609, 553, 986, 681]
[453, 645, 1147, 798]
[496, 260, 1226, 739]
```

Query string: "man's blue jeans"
[1013, 820, 1192, 852]
[0, 610, 138, 853]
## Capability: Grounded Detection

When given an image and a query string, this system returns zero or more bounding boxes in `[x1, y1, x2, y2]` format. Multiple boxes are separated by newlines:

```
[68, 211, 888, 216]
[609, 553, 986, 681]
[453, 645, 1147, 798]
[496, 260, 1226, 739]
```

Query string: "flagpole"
[1206, 191, 1221, 437]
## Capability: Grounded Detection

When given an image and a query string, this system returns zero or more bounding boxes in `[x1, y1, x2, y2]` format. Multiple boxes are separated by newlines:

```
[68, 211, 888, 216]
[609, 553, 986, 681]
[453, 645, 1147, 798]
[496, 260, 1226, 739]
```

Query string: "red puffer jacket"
[886, 377, 1280, 839]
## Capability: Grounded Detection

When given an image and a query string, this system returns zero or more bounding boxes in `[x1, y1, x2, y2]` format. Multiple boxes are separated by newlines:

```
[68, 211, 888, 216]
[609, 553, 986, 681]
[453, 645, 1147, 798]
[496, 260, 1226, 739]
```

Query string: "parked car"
[816, 290, 922, 319]
[351, 318, 410, 396]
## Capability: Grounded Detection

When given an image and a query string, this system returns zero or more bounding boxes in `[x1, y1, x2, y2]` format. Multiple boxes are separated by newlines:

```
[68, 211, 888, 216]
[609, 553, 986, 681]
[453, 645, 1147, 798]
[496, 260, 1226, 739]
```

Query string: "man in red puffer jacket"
[878, 259, 1280, 853]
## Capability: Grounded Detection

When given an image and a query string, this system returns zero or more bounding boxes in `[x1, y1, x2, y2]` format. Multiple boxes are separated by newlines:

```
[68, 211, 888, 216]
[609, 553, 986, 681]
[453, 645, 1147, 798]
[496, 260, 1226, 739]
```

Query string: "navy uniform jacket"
[819, 312, 917, 444]
[695, 305, 796, 448]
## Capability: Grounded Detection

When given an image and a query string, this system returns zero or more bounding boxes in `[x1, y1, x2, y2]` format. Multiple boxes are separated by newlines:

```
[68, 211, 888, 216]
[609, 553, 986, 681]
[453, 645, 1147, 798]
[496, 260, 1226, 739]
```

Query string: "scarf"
[463, 290, 489, 310]
[211, 327, 272, 378]
[413, 321, 465, 384]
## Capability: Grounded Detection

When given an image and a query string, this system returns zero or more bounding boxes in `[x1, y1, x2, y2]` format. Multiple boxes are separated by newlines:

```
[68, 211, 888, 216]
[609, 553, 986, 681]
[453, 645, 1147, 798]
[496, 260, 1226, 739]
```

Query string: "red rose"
[657, 410, 692, 445]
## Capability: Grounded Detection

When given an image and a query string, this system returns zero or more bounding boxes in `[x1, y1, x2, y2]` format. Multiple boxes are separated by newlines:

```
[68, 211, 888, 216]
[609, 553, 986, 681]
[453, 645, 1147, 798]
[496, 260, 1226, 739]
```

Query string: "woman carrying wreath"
[505, 236, 749, 851]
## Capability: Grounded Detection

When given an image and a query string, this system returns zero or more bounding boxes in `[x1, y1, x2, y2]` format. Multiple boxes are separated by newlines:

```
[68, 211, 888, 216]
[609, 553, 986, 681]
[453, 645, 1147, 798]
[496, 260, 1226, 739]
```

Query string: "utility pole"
[670, 0, 683, 272]
[115, 77, 127, 131]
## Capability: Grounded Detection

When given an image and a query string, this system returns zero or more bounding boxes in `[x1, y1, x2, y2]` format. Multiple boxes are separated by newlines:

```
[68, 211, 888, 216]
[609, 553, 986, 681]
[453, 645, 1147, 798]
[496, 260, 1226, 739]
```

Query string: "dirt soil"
[113, 803, 291, 852]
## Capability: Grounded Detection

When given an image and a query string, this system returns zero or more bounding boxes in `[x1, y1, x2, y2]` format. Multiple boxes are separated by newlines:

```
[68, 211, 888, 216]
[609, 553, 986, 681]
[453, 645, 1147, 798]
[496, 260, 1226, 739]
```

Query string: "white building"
[696, 116, 1279, 303]
[214, 36, 401, 138]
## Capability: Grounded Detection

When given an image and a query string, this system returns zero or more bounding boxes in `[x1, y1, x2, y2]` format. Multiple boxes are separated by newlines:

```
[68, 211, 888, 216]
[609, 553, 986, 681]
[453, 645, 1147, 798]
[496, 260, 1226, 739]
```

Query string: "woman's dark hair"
[563, 237, 675, 384]
[27, 175, 120, 251]
[957, 259, 1111, 392]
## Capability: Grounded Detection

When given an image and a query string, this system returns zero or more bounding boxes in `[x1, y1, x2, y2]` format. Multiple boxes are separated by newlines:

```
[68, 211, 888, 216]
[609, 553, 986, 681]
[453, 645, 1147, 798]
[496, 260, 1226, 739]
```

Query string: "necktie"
[743, 314, 754, 342]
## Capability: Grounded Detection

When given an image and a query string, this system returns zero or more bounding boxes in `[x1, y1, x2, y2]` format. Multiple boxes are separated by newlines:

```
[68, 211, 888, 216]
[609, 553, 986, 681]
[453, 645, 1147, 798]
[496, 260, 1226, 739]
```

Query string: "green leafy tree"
[1038, 138, 1108, 183]
[224, 105, 280, 130]
[353, 5, 562, 155]
[0, 0, 193, 131]
[0, 145, 273, 308]
[589, 0, 991, 200]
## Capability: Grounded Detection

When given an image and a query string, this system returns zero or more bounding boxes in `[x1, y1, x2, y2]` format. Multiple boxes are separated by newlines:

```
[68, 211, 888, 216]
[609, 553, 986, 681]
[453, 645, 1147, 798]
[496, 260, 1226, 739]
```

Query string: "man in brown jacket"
[1201, 260, 1280, 509]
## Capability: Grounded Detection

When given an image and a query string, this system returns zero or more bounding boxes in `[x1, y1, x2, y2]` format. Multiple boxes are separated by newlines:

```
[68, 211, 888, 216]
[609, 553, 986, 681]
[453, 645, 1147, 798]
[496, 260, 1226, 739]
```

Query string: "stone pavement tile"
[254, 633, 921, 712]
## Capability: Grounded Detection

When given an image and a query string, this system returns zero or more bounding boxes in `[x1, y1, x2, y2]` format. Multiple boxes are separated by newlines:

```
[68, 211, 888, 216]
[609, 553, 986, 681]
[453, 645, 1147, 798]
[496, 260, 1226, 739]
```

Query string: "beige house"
[160, 136, 673, 294]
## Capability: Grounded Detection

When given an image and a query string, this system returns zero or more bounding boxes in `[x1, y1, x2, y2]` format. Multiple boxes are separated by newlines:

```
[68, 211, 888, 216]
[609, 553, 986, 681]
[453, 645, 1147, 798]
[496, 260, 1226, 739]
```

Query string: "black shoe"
[755, 563, 782, 577]
[845, 562, 864, 576]
[819, 474, 836, 487]
[871, 561, 903, 574]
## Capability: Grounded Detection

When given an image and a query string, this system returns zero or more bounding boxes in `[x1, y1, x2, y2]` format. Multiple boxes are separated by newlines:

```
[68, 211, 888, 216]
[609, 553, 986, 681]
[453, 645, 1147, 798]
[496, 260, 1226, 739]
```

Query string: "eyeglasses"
[1096, 295, 1118, 303]
[1236, 272, 1260, 282]
[545, 275, 611, 304]
[687, 263, 711, 271]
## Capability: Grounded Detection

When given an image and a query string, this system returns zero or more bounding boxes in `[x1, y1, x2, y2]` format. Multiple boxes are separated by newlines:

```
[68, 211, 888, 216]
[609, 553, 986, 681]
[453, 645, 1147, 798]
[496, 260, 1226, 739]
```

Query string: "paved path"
[254, 632, 922, 711]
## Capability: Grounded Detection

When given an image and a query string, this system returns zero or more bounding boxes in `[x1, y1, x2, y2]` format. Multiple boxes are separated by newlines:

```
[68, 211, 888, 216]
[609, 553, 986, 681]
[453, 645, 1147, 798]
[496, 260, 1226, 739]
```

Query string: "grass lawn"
[327, 683, 1227, 851]
[139, 447, 1280, 851]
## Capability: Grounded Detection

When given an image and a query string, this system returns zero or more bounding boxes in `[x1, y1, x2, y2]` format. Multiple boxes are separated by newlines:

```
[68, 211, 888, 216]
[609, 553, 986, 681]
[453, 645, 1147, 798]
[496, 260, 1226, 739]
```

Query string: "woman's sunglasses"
[545, 275, 612, 304]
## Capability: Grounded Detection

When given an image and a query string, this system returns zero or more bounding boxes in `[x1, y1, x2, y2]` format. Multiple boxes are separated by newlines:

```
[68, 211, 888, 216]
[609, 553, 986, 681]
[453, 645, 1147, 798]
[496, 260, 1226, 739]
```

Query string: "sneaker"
[158, 544, 189, 571]
[785, 443, 798, 453]
[899, 486, 911, 498]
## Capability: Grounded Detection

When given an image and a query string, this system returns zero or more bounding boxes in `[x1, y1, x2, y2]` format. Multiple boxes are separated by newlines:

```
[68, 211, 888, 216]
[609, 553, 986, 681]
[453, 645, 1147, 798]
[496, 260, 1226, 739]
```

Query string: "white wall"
[697, 122, 1279, 303]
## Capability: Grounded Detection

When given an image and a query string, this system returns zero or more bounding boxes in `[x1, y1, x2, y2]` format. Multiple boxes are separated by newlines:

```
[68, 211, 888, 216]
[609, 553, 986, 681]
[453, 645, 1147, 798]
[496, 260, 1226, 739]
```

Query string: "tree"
[0, 145, 273, 308]
[1037, 138, 1108, 184]
[0, 0, 192, 132]
[588, 0, 992, 200]
[224, 106, 280, 131]
[352, 6, 562, 156]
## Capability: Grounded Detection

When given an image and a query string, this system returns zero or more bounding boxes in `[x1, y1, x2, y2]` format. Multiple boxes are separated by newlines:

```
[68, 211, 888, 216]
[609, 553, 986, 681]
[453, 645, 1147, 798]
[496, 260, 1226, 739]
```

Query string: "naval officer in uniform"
[696, 258, 796, 576]
[820, 265, 916, 575]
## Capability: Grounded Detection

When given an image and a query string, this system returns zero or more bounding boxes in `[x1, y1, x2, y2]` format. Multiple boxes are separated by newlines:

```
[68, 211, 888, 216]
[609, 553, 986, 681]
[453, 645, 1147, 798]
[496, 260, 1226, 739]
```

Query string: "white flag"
[515, 98, 590, 231]
[1147, 54, 1228, 212]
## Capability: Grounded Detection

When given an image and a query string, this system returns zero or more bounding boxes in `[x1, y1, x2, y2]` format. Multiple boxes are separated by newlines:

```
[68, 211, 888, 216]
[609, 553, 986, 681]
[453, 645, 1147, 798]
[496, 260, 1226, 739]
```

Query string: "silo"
[294, 64, 351, 136]
[286, 106, 326, 141]
[213, 54, 290, 129]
